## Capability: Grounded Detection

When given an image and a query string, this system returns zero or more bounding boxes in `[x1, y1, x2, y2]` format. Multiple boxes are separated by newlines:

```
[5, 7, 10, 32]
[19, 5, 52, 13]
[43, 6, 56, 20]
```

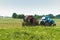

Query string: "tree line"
[12, 13, 60, 19]
[12, 13, 25, 19]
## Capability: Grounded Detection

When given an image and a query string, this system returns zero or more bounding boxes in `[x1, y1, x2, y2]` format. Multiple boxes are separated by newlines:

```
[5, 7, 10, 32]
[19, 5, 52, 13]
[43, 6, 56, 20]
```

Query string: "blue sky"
[0, 0, 60, 17]
[0, 0, 55, 7]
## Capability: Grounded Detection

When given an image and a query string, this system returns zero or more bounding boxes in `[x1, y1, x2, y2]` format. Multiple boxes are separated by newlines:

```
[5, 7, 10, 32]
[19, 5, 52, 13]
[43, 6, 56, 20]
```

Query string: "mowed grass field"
[0, 18, 60, 40]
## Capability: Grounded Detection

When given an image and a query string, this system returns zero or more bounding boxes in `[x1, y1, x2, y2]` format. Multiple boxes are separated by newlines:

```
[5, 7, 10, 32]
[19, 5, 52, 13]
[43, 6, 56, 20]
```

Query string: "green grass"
[0, 18, 60, 40]
[0, 27, 60, 40]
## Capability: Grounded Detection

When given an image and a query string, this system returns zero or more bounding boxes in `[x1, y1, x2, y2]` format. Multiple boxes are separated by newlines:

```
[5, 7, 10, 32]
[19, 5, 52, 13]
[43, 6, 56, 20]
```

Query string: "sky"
[0, 0, 60, 17]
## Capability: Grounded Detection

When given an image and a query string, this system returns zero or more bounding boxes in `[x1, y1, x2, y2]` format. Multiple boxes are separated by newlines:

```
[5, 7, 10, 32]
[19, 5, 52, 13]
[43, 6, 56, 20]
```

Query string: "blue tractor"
[40, 16, 56, 26]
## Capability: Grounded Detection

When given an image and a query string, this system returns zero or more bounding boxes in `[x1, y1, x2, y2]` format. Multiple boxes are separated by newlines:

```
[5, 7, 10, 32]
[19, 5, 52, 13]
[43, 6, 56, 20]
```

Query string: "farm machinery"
[22, 15, 56, 26]
[40, 16, 56, 26]
[22, 15, 39, 26]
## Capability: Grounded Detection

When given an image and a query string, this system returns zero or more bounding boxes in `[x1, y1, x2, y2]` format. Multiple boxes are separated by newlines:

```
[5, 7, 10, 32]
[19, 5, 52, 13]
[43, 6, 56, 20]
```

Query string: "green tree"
[47, 14, 55, 18]
[12, 13, 17, 18]
[17, 14, 25, 19]
[56, 14, 60, 18]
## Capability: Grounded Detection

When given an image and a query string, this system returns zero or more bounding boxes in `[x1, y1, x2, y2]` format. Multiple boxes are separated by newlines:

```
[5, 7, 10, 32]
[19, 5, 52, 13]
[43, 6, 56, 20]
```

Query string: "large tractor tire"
[40, 21, 45, 26]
